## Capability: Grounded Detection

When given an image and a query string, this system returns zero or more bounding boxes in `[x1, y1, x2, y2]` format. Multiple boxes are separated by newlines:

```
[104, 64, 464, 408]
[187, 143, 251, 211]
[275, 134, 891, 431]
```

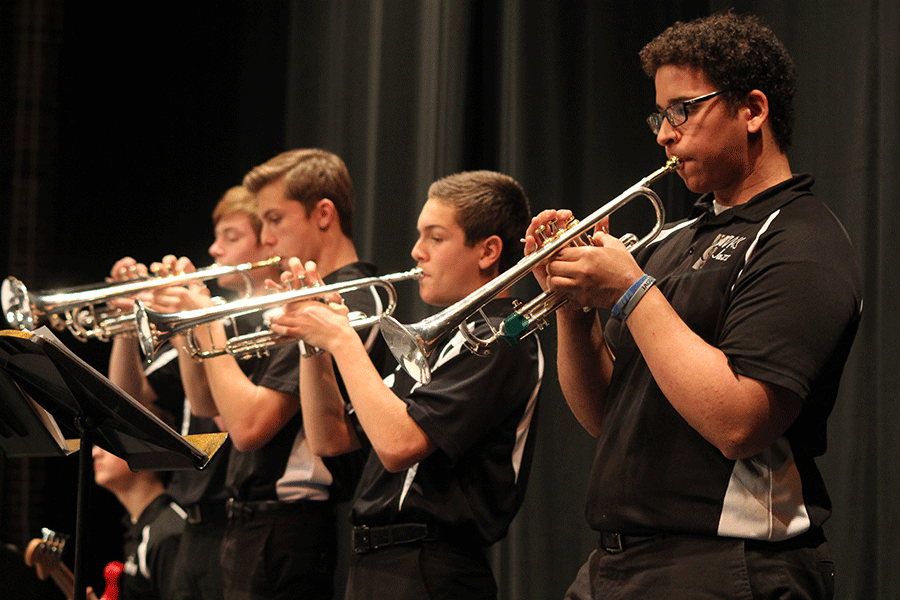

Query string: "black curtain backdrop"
[2, 1, 897, 599]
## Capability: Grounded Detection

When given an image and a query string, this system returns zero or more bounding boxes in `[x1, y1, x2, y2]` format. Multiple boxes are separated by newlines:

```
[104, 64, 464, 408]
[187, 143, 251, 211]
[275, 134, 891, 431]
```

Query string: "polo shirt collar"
[690, 173, 814, 225]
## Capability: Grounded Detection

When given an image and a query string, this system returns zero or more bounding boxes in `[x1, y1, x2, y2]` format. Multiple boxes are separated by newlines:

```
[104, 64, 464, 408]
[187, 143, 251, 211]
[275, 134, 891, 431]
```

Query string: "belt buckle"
[186, 504, 202, 524]
[353, 526, 372, 554]
[352, 525, 396, 553]
[602, 532, 625, 554]
[225, 498, 252, 521]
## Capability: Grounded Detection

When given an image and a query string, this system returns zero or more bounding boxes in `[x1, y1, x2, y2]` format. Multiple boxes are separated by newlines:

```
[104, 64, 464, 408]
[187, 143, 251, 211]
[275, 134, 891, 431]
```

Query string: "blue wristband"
[611, 274, 656, 321]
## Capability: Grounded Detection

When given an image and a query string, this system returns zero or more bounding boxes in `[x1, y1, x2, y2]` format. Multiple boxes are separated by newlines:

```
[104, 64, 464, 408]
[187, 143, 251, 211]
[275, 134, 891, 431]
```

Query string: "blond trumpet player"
[269, 171, 543, 600]
[106, 185, 280, 600]
[159, 149, 391, 600]
[526, 13, 863, 600]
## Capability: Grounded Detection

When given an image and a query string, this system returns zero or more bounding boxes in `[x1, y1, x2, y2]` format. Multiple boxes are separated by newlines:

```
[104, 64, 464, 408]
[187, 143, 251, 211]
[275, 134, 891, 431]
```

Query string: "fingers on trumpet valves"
[151, 255, 188, 278]
[116, 264, 139, 278]
[112, 259, 146, 281]
[302, 260, 324, 284]
[534, 215, 580, 250]
[525, 213, 568, 254]
[281, 257, 311, 290]
[280, 270, 299, 290]
[150, 262, 176, 278]
[173, 256, 194, 275]
[596, 216, 610, 235]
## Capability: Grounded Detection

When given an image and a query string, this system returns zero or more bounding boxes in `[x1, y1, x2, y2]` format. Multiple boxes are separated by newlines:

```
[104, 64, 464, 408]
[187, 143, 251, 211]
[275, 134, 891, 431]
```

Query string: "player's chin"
[417, 284, 435, 305]
[417, 282, 448, 307]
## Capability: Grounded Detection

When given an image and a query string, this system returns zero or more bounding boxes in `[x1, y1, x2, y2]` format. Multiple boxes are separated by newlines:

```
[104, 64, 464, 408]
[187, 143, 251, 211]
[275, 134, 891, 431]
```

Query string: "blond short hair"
[212, 186, 262, 242]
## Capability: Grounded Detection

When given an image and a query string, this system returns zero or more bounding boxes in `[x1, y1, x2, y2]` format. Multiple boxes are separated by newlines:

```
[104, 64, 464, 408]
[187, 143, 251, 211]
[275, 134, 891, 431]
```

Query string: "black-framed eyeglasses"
[646, 90, 726, 135]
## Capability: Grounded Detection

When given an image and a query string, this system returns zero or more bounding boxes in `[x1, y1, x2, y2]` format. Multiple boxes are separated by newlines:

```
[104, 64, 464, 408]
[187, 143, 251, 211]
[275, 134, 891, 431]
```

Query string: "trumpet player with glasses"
[269, 170, 543, 600]
[155, 148, 390, 600]
[526, 12, 863, 599]
[106, 185, 280, 600]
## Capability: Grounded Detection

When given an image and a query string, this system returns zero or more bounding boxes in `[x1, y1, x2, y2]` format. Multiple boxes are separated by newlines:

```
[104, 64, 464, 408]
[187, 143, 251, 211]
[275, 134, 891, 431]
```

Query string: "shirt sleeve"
[718, 207, 862, 400]
[251, 342, 301, 397]
[404, 328, 540, 465]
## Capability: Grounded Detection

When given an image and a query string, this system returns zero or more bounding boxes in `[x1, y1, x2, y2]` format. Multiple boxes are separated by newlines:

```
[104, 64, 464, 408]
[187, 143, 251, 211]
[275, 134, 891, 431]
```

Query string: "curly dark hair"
[639, 11, 797, 150]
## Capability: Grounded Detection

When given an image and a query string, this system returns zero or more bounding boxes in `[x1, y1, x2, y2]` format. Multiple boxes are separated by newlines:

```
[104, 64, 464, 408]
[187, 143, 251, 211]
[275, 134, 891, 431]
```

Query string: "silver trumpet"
[1, 257, 281, 341]
[134, 267, 424, 360]
[380, 157, 682, 384]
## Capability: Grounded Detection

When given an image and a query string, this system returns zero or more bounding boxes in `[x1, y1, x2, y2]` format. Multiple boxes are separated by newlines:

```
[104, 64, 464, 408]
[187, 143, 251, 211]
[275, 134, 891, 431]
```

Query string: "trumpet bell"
[134, 300, 156, 359]
[379, 315, 434, 384]
[2, 277, 34, 330]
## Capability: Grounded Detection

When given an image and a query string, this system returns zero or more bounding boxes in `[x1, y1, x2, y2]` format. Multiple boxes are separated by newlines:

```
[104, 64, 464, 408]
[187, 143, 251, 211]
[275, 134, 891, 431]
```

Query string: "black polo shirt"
[351, 298, 543, 546]
[588, 174, 862, 540]
[225, 261, 386, 503]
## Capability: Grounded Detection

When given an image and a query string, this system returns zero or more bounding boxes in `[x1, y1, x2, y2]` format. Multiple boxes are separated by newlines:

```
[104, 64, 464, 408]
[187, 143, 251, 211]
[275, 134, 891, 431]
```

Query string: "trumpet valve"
[150, 264, 186, 278]
[619, 233, 639, 248]
[535, 216, 576, 249]
[116, 264, 142, 280]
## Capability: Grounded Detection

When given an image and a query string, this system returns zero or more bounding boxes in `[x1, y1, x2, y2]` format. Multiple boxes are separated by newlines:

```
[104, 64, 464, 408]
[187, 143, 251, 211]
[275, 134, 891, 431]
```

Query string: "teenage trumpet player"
[151, 149, 391, 600]
[106, 185, 280, 600]
[269, 170, 543, 599]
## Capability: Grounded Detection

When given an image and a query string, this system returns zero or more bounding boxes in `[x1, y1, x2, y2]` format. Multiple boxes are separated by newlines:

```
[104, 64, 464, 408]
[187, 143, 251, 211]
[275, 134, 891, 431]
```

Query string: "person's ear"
[314, 199, 336, 231]
[744, 89, 769, 135]
[477, 235, 503, 273]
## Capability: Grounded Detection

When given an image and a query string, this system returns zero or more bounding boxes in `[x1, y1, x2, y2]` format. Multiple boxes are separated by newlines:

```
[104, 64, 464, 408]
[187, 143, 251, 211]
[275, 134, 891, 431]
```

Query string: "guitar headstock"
[24, 527, 69, 581]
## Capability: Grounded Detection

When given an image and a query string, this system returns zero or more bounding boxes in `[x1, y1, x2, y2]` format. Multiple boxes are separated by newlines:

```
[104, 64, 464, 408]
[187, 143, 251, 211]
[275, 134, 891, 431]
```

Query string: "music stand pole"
[73, 413, 102, 600]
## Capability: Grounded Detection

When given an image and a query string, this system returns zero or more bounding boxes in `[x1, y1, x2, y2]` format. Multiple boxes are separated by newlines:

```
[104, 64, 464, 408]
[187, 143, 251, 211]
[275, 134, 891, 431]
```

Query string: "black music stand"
[0, 327, 227, 600]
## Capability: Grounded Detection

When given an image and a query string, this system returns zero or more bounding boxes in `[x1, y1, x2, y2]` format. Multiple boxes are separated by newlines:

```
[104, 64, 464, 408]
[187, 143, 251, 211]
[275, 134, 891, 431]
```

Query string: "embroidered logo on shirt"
[692, 234, 747, 270]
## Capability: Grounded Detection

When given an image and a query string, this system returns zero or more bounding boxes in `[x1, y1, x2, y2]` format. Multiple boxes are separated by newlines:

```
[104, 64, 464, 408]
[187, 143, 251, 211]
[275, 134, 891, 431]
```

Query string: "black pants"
[170, 519, 227, 600]
[347, 539, 497, 600]
[220, 504, 337, 600]
[565, 531, 834, 600]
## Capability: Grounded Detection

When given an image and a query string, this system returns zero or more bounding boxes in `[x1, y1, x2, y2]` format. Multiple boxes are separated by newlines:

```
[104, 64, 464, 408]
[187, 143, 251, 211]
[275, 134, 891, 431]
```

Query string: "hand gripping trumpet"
[1, 258, 281, 341]
[134, 268, 424, 361]
[380, 157, 682, 384]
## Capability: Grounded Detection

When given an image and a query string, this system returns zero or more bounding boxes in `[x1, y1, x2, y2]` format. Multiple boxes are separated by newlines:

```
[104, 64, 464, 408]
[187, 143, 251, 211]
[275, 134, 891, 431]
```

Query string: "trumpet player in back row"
[106, 185, 281, 600]
[268, 170, 543, 599]
[151, 148, 392, 600]
[526, 12, 862, 600]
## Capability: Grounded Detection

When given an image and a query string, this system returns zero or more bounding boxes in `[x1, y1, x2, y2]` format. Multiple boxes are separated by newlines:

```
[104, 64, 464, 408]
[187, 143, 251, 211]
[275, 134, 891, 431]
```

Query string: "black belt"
[599, 531, 662, 554]
[352, 523, 442, 554]
[185, 501, 228, 524]
[225, 498, 333, 521]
